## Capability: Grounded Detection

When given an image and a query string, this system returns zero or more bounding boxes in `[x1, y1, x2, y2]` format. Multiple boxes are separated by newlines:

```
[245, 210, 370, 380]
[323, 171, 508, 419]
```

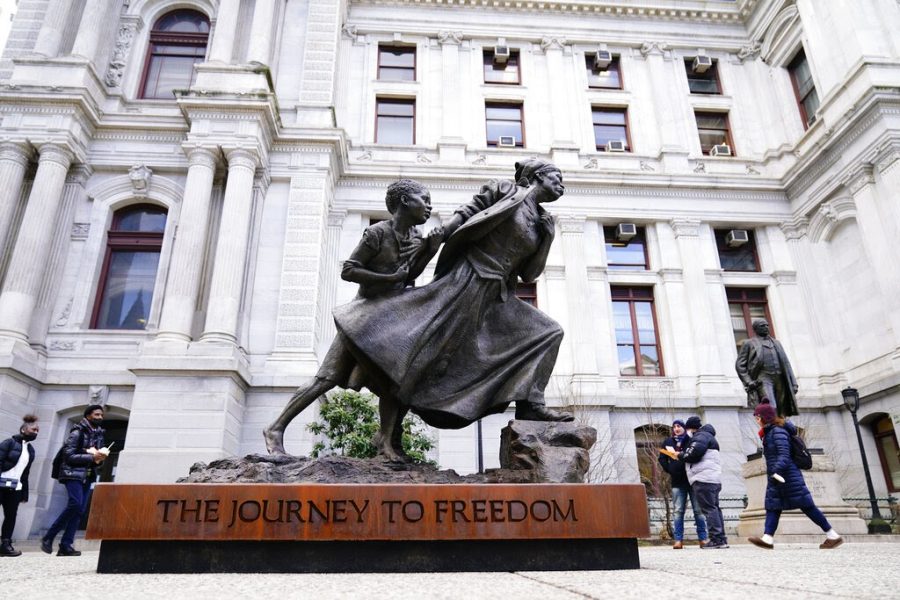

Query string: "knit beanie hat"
[672, 419, 685, 428]
[684, 416, 702, 430]
[754, 399, 777, 424]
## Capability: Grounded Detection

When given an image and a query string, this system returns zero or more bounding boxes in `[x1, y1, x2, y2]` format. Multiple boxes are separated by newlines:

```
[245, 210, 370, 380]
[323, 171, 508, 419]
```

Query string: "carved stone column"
[200, 148, 260, 344]
[541, 37, 574, 147]
[558, 217, 598, 377]
[438, 31, 464, 144]
[247, 0, 278, 65]
[208, 0, 241, 63]
[70, 0, 109, 62]
[0, 144, 74, 341]
[33, 0, 75, 58]
[29, 165, 91, 347]
[155, 146, 218, 343]
[0, 142, 33, 266]
[105, 16, 144, 89]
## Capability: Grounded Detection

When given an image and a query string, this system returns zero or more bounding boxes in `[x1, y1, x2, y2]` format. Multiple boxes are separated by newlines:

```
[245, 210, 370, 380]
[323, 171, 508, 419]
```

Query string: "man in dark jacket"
[659, 419, 708, 548]
[0, 414, 39, 557]
[41, 405, 107, 557]
[680, 416, 728, 549]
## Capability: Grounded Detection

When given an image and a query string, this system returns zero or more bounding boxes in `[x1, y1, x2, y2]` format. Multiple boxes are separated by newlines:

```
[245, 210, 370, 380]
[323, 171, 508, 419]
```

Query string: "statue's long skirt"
[333, 259, 563, 429]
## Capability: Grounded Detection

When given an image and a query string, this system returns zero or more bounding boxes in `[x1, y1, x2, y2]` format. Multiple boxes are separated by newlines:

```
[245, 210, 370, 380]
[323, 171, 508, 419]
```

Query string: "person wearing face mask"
[0, 414, 39, 557]
[41, 405, 106, 557]
[658, 419, 709, 549]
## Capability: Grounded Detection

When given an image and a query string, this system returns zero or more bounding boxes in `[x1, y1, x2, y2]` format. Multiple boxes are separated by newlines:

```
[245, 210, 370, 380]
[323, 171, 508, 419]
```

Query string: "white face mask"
[686, 430, 694, 438]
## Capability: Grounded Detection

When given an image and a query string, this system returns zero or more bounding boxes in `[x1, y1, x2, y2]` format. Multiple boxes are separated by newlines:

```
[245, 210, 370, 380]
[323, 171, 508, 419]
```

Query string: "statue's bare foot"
[263, 426, 287, 455]
[374, 433, 405, 462]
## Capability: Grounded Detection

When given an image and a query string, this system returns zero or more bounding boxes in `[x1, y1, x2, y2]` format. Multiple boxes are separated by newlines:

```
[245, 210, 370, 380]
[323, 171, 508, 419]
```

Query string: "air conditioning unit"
[710, 143, 732, 157]
[725, 229, 750, 248]
[497, 135, 517, 147]
[692, 54, 713, 73]
[606, 139, 626, 152]
[494, 45, 511, 64]
[616, 223, 637, 242]
[593, 50, 613, 70]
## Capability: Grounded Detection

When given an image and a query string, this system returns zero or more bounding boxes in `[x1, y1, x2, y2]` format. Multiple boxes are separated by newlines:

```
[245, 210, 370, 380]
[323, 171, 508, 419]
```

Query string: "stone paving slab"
[1, 543, 898, 600]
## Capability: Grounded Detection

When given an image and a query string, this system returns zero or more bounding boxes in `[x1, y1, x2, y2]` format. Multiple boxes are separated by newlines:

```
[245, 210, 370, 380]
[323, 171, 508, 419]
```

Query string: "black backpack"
[789, 430, 813, 470]
[50, 428, 82, 480]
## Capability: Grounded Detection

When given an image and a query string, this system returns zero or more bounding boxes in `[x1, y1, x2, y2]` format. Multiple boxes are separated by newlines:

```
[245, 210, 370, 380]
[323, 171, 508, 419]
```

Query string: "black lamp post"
[841, 386, 890, 532]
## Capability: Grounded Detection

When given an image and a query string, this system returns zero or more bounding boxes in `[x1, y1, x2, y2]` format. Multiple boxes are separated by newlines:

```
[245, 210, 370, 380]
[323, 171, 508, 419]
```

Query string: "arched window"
[139, 10, 210, 99]
[91, 205, 168, 330]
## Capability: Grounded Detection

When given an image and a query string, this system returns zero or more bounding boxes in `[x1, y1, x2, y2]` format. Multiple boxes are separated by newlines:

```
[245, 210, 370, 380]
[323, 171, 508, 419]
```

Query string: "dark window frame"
[611, 286, 665, 377]
[138, 9, 210, 100]
[788, 49, 819, 129]
[90, 205, 168, 330]
[714, 228, 760, 272]
[483, 49, 521, 85]
[695, 111, 735, 156]
[873, 415, 900, 493]
[603, 225, 648, 270]
[485, 101, 525, 148]
[592, 106, 632, 152]
[725, 287, 773, 353]
[684, 58, 722, 95]
[375, 97, 416, 145]
[586, 54, 623, 90]
[377, 44, 417, 81]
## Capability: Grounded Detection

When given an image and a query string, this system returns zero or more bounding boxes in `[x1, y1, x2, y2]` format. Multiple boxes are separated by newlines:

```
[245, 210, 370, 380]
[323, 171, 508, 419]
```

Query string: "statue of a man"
[735, 318, 798, 417]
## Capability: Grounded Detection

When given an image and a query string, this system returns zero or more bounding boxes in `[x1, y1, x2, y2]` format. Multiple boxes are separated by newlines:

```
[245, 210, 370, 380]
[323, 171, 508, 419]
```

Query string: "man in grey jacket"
[681, 416, 729, 549]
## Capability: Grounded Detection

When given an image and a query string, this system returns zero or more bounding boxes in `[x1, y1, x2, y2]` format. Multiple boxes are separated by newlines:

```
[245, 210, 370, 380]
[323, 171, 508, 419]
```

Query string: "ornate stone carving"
[639, 160, 655, 172]
[49, 340, 77, 351]
[105, 18, 142, 88]
[129, 164, 152, 195]
[583, 158, 598, 169]
[693, 161, 706, 173]
[71, 223, 90, 239]
[438, 30, 463, 45]
[558, 217, 585, 234]
[540, 36, 567, 52]
[780, 218, 809, 241]
[842, 164, 875, 195]
[737, 41, 761, 63]
[89, 385, 110, 405]
[639, 41, 670, 57]
[341, 24, 358, 39]
[55, 298, 73, 327]
[819, 202, 839, 225]
[670, 218, 701, 238]
[619, 378, 674, 390]
[416, 153, 432, 164]
[746, 164, 761, 175]
[357, 150, 372, 161]
[471, 154, 487, 165]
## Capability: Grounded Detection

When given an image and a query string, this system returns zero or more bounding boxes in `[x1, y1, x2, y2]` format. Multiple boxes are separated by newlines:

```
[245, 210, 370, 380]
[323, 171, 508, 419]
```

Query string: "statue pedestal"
[737, 452, 868, 539]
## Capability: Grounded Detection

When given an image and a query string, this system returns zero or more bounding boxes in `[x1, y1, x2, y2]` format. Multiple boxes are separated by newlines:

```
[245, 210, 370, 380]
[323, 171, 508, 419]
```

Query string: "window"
[611, 287, 663, 376]
[586, 54, 622, 89]
[92, 205, 168, 330]
[378, 45, 416, 81]
[788, 49, 819, 129]
[726, 288, 771, 352]
[485, 102, 524, 147]
[715, 228, 759, 271]
[604, 226, 647, 270]
[139, 10, 210, 100]
[592, 107, 630, 151]
[873, 415, 900, 493]
[483, 49, 521, 85]
[376, 98, 415, 145]
[685, 58, 721, 94]
[695, 111, 734, 155]
[515, 282, 537, 307]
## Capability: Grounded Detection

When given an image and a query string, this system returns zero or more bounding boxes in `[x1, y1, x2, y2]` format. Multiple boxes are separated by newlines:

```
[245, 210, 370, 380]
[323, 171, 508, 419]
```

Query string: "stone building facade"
[0, 0, 897, 539]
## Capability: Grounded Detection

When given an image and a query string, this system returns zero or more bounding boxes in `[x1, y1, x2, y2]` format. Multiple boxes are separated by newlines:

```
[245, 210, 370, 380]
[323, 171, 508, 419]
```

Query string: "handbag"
[0, 477, 19, 489]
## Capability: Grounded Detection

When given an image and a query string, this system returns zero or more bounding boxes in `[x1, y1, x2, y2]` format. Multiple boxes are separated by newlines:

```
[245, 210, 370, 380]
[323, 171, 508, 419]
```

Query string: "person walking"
[41, 405, 107, 556]
[748, 399, 843, 550]
[659, 419, 709, 549]
[0, 414, 39, 557]
[681, 416, 729, 549]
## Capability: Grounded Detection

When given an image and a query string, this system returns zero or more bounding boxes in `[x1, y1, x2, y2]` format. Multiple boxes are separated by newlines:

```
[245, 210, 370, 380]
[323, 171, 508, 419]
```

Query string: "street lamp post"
[841, 386, 890, 533]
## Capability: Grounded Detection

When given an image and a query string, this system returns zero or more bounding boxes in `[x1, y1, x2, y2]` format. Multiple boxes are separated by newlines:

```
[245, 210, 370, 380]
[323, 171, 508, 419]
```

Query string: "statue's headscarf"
[514, 159, 558, 187]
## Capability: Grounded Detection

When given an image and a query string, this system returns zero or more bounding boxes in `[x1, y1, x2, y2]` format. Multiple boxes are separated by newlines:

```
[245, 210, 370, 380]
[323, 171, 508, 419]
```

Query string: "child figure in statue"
[263, 179, 443, 460]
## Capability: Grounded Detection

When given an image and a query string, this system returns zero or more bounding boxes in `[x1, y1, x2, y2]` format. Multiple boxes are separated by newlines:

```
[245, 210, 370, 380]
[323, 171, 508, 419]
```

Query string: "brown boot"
[820, 537, 843, 549]
[672, 541, 683, 549]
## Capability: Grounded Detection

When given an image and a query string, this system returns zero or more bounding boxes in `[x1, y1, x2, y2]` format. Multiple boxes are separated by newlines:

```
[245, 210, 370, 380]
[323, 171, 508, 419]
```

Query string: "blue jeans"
[45, 480, 91, 549]
[672, 486, 708, 542]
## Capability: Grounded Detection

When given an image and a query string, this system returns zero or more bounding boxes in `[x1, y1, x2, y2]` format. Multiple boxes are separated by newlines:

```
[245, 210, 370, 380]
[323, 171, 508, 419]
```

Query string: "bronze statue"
[265, 160, 574, 460]
[735, 318, 799, 417]
[264, 179, 443, 458]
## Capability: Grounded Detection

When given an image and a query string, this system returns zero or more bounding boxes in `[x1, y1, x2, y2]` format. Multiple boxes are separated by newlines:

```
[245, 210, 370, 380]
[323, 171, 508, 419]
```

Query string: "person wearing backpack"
[748, 399, 843, 550]
[41, 405, 106, 557]
[0, 414, 39, 557]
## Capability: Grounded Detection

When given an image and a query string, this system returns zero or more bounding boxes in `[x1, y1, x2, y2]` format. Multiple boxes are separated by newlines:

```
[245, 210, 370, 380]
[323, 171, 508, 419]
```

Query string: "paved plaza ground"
[2, 541, 899, 599]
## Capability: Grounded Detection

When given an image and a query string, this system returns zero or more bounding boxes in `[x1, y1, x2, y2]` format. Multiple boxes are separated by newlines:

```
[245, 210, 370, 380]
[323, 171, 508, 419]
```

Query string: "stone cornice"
[349, 0, 757, 24]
